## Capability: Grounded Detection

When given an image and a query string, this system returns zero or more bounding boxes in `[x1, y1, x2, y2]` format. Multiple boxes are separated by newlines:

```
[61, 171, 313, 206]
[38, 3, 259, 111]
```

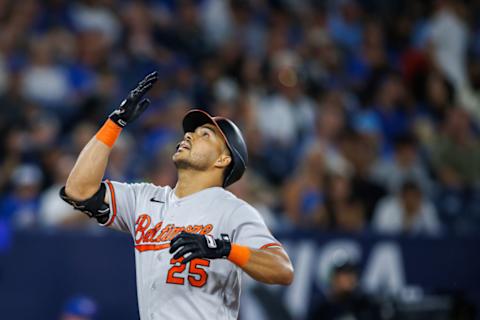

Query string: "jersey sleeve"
[100, 180, 142, 234]
[228, 203, 282, 250]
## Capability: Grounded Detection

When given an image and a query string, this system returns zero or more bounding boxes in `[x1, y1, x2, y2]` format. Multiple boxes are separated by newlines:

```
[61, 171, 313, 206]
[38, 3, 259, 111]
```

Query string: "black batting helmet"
[182, 109, 248, 187]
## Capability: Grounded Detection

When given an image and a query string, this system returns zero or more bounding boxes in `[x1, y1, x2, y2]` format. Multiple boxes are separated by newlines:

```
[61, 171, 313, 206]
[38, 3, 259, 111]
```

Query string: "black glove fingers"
[170, 231, 190, 247]
[130, 82, 153, 103]
[173, 244, 198, 260]
[182, 252, 202, 265]
[179, 231, 196, 239]
[172, 231, 195, 242]
[130, 72, 157, 100]
[129, 98, 151, 122]
[128, 89, 140, 102]
[138, 98, 151, 111]
[144, 71, 159, 83]
[169, 232, 230, 262]
[109, 70, 158, 127]
[169, 237, 197, 253]
[138, 82, 153, 95]
[138, 73, 158, 90]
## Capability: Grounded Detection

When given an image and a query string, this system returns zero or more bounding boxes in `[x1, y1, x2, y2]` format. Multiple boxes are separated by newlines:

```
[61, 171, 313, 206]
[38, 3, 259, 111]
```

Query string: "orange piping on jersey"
[135, 243, 170, 252]
[260, 242, 282, 249]
[105, 180, 117, 227]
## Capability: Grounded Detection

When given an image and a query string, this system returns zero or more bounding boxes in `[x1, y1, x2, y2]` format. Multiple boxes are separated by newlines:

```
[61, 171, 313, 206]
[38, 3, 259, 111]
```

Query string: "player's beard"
[173, 153, 212, 172]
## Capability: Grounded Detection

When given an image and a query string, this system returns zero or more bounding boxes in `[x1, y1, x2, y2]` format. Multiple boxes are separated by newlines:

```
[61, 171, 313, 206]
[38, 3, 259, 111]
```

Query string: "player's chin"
[172, 152, 182, 162]
[172, 148, 185, 159]
[172, 154, 190, 168]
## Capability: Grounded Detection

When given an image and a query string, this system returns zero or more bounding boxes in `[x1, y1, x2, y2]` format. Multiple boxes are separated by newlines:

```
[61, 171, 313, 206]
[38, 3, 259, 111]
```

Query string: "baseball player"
[60, 72, 294, 320]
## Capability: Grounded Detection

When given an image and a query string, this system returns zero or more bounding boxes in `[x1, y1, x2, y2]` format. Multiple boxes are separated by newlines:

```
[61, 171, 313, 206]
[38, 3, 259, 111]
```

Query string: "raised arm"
[61, 72, 158, 221]
[65, 136, 113, 200]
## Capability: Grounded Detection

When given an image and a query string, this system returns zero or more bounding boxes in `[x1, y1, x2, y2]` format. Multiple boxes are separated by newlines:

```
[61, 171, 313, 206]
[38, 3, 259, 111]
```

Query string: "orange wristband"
[95, 119, 122, 148]
[228, 244, 251, 267]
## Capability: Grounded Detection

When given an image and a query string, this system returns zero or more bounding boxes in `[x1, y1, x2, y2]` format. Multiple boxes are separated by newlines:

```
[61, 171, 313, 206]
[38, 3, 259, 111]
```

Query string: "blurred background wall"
[0, 0, 480, 319]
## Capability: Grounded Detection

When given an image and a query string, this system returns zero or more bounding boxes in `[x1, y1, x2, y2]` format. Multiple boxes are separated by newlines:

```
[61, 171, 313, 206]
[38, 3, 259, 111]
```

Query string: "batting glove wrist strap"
[227, 244, 251, 267]
[109, 71, 158, 128]
[96, 119, 122, 148]
[169, 232, 232, 264]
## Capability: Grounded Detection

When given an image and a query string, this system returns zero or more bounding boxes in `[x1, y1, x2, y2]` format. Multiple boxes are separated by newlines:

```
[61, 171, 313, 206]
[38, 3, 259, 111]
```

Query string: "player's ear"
[214, 154, 231, 169]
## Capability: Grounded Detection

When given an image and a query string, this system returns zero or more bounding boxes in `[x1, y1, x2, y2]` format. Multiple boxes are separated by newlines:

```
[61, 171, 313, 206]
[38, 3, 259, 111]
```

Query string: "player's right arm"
[61, 72, 158, 223]
[65, 136, 113, 201]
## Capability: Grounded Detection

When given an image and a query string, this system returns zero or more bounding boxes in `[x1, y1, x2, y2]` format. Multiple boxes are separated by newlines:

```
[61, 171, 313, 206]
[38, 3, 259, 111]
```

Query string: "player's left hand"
[169, 232, 231, 264]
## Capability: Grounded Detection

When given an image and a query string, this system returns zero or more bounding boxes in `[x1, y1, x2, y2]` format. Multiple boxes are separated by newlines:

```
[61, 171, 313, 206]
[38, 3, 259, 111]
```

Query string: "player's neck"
[174, 169, 223, 198]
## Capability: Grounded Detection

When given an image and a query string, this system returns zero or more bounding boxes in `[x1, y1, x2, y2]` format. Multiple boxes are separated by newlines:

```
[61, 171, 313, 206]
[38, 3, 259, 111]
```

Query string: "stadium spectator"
[425, 0, 469, 90]
[308, 258, 381, 320]
[429, 108, 480, 233]
[0, 0, 478, 236]
[325, 172, 366, 233]
[0, 128, 24, 194]
[305, 91, 351, 175]
[372, 180, 442, 235]
[228, 171, 280, 231]
[21, 36, 71, 108]
[327, 0, 364, 53]
[339, 130, 386, 221]
[255, 50, 316, 183]
[419, 71, 455, 124]
[0, 164, 42, 229]
[335, 194, 367, 233]
[371, 133, 432, 195]
[39, 154, 90, 228]
[369, 73, 411, 153]
[283, 143, 328, 229]
[429, 107, 480, 186]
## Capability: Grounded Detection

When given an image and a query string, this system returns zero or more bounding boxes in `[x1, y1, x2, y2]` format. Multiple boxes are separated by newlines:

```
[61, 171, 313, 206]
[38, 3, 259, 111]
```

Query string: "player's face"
[172, 124, 230, 171]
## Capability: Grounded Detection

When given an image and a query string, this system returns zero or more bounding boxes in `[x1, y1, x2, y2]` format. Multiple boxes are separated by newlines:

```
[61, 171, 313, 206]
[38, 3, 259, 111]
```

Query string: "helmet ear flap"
[222, 162, 235, 188]
[216, 119, 248, 187]
[222, 144, 247, 187]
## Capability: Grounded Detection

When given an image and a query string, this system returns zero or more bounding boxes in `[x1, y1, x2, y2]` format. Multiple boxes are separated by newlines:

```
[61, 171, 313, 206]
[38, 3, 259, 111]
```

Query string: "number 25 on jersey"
[166, 257, 210, 287]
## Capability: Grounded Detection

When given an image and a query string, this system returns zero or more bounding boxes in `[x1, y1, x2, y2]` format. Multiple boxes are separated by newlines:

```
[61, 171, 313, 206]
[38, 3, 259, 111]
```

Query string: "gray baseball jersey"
[100, 180, 281, 320]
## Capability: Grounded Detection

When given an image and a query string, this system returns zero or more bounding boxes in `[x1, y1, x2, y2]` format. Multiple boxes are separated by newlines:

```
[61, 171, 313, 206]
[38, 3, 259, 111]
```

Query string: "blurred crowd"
[1, 0, 480, 237]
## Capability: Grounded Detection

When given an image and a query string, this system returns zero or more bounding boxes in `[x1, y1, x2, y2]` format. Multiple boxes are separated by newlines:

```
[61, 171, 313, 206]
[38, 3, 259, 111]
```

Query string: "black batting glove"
[109, 71, 159, 127]
[169, 232, 232, 264]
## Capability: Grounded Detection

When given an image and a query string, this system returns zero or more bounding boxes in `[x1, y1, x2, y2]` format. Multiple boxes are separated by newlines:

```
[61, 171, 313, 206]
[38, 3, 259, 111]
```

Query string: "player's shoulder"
[107, 180, 172, 199]
[134, 183, 173, 200]
[212, 188, 244, 205]
[213, 189, 259, 216]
